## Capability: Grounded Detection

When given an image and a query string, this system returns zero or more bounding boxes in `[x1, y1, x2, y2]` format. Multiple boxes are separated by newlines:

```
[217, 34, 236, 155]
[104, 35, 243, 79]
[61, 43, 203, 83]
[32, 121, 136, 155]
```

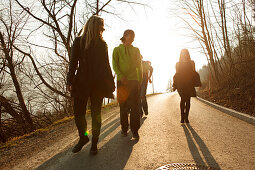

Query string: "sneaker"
[121, 131, 127, 137]
[72, 136, 89, 153]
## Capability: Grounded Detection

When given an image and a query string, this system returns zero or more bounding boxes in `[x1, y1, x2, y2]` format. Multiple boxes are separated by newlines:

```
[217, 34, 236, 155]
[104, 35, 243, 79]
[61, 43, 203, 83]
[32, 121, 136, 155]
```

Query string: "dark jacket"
[67, 37, 115, 98]
[173, 60, 196, 97]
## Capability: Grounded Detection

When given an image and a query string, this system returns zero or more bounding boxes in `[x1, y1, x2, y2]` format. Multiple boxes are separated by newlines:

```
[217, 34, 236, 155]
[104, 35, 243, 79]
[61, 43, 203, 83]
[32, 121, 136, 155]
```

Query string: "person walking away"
[112, 29, 143, 140]
[140, 59, 153, 117]
[173, 49, 197, 123]
[66, 15, 115, 154]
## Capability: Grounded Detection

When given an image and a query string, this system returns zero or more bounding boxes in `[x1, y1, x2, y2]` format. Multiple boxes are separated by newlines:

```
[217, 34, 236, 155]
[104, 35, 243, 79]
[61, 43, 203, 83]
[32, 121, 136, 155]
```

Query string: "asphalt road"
[37, 93, 255, 170]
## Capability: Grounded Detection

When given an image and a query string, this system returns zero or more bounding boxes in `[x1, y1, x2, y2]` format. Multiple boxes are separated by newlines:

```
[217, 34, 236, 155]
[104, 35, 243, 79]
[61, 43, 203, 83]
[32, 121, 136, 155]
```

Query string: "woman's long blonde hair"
[179, 48, 191, 62]
[79, 15, 104, 50]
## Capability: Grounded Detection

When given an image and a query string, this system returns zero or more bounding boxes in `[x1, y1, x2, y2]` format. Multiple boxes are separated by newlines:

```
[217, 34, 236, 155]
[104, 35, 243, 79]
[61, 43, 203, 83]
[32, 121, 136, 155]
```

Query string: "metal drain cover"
[156, 163, 220, 170]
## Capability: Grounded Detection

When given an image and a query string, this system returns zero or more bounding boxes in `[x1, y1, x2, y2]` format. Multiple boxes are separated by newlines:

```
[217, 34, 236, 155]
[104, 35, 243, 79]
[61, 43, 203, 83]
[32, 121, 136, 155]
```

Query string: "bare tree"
[12, 0, 145, 99]
[0, 1, 35, 131]
[175, 0, 221, 85]
[14, 0, 145, 59]
[0, 0, 146, 141]
[175, 0, 252, 86]
[12, 0, 146, 108]
[176, 0, 254, 90]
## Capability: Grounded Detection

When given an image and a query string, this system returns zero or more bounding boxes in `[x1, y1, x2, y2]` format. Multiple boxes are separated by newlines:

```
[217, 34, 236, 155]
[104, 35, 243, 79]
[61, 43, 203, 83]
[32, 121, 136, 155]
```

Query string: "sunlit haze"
[103, 0, 207, 93]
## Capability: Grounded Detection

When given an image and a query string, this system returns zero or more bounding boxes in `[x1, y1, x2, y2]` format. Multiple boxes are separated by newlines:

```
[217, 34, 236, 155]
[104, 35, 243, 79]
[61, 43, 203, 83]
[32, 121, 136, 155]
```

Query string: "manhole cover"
[156, 163, 220, 170]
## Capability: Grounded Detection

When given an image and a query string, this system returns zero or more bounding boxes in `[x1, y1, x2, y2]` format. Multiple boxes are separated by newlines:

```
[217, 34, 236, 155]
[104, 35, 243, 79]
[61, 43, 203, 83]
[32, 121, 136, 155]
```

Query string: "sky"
[102, 0, 207, 93]
[6, 0, 208, 94]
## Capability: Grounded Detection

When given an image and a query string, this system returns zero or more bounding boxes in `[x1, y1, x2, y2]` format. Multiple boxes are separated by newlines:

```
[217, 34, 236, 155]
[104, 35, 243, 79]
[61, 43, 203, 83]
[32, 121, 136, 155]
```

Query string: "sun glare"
[103, 0, 207, 94]
[133, 21, 181, 93]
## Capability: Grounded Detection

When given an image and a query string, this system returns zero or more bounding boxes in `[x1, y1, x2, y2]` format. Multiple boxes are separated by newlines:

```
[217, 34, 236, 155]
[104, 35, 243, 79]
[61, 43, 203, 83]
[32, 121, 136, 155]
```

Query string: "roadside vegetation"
[172, 0, 255, 117]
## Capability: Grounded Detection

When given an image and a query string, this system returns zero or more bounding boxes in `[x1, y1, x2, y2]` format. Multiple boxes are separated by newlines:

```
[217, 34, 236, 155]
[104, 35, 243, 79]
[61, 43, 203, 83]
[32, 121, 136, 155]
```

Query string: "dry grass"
[52, 116, 74, 126]
[1, 101, 118, 149]
[0, 128, 49, 149]
[0, 116, 76, 149]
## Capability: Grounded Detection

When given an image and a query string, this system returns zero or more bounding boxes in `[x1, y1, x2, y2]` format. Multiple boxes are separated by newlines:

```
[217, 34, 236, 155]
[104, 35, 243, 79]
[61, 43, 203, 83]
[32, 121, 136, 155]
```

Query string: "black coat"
[173, 61, 196, 98]
[67, 37, 115, 98]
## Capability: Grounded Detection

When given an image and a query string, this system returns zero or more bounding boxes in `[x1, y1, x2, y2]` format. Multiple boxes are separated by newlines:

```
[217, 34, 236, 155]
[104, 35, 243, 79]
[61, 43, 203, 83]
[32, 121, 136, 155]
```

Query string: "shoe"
[131, 135, 140, 140]
[72, 136, 89, 153]
[132, 133, 139, 140]
[145, 112, 148, 116]
[90, 144, 98, 155]
[185, 113, 190, 123]
[90, 137, 98, 155]
[121, 131, 127, 137]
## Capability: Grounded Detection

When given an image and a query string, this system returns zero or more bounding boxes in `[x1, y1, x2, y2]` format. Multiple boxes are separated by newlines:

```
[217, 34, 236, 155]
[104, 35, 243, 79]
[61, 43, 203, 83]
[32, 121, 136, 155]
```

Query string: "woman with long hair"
[173, 49, 196, 123]
[67, 15, 115, 154]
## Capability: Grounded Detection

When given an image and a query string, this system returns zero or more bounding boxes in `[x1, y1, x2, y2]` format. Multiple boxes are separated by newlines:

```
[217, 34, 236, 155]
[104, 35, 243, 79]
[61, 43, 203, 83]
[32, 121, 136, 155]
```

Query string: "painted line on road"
[196, 97, 255, 126]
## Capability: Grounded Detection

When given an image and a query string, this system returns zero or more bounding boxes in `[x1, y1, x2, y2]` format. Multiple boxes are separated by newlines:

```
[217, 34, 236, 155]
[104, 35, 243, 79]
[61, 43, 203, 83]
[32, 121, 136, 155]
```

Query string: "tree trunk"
[198, 0, 219, 84]
[0, 104, 7, 143]
[0, 95, 28, 133]
[0, 32, 34, 131]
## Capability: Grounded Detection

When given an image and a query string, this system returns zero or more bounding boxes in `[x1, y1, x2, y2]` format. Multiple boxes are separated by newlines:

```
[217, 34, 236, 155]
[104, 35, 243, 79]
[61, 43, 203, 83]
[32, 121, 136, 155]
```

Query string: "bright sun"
[103, 0, 207, 94]
[133, 21, 181, 93]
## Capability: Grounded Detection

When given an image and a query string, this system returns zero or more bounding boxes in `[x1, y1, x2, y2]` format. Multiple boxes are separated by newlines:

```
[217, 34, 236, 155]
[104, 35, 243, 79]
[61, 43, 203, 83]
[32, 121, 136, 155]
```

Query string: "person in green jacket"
[112, 29, 143, 140]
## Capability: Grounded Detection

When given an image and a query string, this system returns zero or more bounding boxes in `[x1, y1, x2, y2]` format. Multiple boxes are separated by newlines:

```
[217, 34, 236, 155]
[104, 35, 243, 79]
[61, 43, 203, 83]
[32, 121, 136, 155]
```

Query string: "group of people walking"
[66, 15, 200, 155]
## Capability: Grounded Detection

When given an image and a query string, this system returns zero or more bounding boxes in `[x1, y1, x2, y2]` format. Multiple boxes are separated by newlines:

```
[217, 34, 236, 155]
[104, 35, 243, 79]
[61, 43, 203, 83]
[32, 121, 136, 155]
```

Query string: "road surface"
[37, 93, 255, 170]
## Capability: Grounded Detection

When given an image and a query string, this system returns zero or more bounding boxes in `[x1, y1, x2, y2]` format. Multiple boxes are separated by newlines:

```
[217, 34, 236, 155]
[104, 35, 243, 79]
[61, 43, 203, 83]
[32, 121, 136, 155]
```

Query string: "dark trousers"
[140, 96, 148, 114]
[117, 80, 140, 135]
[73, 92, 103, 139]
[180, 96, 191, 116]
[140, 76, 148, 115]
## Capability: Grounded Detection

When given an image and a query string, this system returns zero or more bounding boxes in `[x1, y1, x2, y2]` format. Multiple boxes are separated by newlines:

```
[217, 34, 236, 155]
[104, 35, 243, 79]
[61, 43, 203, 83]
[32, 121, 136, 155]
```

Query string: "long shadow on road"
[37, 115, 147, 170]
[182, 124, 221, 169]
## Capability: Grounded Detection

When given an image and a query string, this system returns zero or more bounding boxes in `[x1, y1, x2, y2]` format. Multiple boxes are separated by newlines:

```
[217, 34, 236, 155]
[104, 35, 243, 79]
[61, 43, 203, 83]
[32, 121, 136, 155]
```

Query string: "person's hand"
[149, 78, 152, 83]
[121, 76, 128, 85]
[66, 85, 72, 92]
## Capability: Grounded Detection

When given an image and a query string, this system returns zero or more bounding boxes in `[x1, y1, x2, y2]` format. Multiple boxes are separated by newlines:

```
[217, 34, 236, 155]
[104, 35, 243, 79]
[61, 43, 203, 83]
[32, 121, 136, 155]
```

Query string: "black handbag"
[192, 71, 201, 87]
